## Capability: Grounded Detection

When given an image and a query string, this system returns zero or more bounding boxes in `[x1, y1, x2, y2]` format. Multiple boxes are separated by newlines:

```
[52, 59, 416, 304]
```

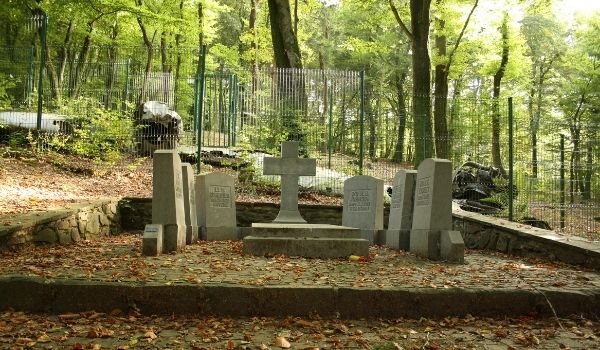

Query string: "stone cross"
[263, 141, 316, 223]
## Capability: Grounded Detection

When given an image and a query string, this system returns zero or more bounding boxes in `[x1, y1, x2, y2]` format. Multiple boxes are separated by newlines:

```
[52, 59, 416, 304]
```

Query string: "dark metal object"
[134, 101, 183, 154]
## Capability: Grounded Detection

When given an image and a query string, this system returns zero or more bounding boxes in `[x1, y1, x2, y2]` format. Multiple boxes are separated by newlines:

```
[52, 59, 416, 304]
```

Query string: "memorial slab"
[195, 172, 238, 240]
[263, 141, 316, 223]
[152, 150, 186, 252]
[181, 163, 199, 244]
[385, 169, 417, 250]
[409, 158, 465, 262]
[342, 175, 384, 244]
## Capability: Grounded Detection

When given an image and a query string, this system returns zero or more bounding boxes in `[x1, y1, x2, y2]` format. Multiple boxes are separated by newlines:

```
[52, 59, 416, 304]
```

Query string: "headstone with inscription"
[195, 172, 238, 240]
[342, 175, 384, 244]
[384, 169, 417, 250]
[409, 158, 464, 262]
[263, 141, 316, 223]
[181, 163, 199, 244]
[152, 150, 186, 252]
[142, 224, 163, 256]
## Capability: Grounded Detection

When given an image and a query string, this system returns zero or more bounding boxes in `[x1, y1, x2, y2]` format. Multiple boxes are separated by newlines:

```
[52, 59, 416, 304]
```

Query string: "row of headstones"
[341, 158, 465, 263]
[143, 150, 237, 256]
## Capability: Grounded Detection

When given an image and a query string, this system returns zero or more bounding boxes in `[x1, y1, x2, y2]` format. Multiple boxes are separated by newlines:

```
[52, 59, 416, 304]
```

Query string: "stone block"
[201, 226, 239, 241]
[163, 224, 186, 253]
[143, 224, 163, 256]
[384, 229, 410, 250]
[243, 236, 369, 258]
[409, 229, 440, 260]
[57, 230, 72, 245]
[440, 230, 465, 263]
[33, 227, 57, 244]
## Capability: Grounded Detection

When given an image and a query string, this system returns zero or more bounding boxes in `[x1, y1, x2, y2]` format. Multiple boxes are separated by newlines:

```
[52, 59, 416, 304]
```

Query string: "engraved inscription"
[391, 185, 403, 209]
[209, 185, 231, 208]
[416, 176, 431, 206]
[349, 189, 372, 212]
[174, 173, 183, 199]
[145, 226, 159, 233]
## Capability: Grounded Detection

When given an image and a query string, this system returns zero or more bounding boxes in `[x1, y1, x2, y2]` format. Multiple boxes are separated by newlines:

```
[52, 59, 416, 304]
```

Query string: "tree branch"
[446, 0, 478, 70]
[389, 0, 413, 41]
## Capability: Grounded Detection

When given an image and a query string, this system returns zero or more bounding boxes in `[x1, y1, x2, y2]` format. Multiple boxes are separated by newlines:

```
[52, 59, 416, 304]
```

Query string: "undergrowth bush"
[47, 98, 137, 163]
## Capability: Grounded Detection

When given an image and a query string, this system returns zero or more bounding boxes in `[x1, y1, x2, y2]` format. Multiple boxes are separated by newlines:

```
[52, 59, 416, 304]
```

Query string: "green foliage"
[48, 98, 137, 163]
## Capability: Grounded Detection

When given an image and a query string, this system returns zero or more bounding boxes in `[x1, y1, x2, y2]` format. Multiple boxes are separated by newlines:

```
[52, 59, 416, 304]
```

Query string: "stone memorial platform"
[243, 223, 369, 258]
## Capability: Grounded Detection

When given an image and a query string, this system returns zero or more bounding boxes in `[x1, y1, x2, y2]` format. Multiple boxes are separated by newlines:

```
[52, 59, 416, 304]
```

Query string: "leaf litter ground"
[1, 236, 600, 349]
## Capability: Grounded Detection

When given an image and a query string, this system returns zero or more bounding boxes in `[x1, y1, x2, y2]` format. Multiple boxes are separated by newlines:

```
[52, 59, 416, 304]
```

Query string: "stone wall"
[0, 200, 120, 250]
[452, 205, 600, 269]
[119, 197, 391, 230]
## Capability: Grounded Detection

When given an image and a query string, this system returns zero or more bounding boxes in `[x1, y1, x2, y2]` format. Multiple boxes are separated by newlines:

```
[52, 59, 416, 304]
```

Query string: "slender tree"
[389, 0, 433, 166]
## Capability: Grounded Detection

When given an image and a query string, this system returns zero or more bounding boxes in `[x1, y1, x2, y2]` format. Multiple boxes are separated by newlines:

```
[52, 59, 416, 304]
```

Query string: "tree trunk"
[583, 139, 593, 200]
[174, 0, 184, 110]
[491, 13, 509, 174]
[57, 20, 73, 89]
[70, 23, 94, 98]
[267, 0, 302, 69]
[105, 22, 119, 109]
[392, 70, 408, 163]
[433, 25, 449, 159]
[410, 0, 433, 166]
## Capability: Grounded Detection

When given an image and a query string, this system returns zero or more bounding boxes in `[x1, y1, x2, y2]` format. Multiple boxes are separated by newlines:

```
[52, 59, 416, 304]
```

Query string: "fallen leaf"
[274, 336, 291, 348]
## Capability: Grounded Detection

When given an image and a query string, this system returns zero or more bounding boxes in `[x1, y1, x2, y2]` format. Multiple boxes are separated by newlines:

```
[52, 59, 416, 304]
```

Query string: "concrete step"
[249, 223, 361, 239]
[243, 236, 369, 258]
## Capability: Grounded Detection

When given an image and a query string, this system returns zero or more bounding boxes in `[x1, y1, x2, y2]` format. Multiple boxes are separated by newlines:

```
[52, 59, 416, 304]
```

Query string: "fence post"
[231, 74, 238, 146]
[560, 134, 566, 229]
[358, 70, 365, 174]
[27, 46, 34, 107]
[328, 88, 333, 169]
[123, 58, 131, 111]
[508, 97, 514, 221]
[196, 45, 207, 173]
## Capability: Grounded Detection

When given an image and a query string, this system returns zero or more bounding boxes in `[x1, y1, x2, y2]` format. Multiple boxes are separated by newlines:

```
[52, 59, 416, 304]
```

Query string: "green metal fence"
[0, 44, 598, 239]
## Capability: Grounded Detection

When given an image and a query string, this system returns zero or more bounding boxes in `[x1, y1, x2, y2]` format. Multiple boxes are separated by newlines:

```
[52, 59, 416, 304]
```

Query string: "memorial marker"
[263, 141, 316, 223]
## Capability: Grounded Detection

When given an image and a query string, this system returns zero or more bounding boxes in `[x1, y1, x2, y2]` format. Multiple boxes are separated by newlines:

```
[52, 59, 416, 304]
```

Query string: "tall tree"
[432, 0, 478, 159]
[267, 0, 302, 69]
[521, 3, 564, 177]
[491, 11, 509, 174]
[389, 0, 434, 166]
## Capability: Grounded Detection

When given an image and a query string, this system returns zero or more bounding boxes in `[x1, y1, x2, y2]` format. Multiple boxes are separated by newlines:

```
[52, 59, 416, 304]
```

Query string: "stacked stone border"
[0, 199, 120, 249]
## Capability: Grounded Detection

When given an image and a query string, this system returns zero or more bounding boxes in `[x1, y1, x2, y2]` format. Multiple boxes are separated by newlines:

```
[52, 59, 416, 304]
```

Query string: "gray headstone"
[263, 141, 316, 223]
[409, 158, 464, 262]
[152, 150, 186, 252]
[142, 224, 163, 256]
[385, 169, 417, 250]
[195, 172, 237, 240]
[342, 175, 384, 243]
[181, 163, 199, 244]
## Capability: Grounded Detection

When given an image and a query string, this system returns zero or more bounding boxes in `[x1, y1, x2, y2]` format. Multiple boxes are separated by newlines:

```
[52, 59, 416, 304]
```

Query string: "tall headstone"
[195, 172, 238, 240]
[152, 150, 186, 252]
[263, 141, 316, 223]
[181, 163, 199, 244]
[409, 158, 464, 262]
[342, 175, 384, 244]
[384, 169, 417, 250]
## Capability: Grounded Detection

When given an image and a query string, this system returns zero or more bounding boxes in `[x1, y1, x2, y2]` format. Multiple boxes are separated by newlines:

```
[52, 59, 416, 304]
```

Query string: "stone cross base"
[243, 223, 369, 258]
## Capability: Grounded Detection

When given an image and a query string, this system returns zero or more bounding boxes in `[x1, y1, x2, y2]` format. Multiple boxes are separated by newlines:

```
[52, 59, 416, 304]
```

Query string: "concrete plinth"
[384, 229, 410, 250]
[244, 223, 369, 258]
[243, 236, 369, 258]
[250, 223, 362, 238]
